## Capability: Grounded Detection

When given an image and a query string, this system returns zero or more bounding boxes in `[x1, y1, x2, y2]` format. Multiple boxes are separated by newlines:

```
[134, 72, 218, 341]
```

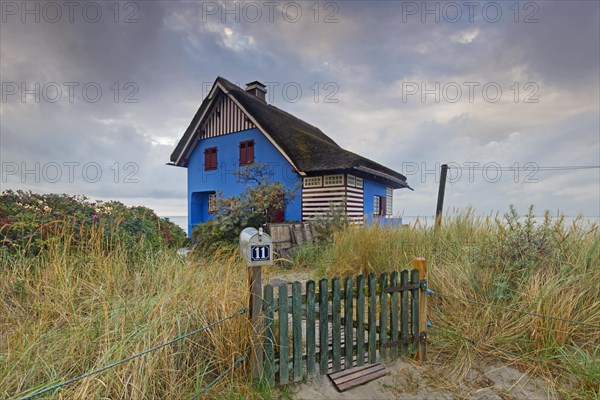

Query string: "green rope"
[189, 351, 249, 400]
[20, 307, 248, 400]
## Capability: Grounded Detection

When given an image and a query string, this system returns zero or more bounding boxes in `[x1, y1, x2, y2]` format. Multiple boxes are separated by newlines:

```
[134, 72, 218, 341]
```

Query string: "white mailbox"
[239, 227, 273, 267]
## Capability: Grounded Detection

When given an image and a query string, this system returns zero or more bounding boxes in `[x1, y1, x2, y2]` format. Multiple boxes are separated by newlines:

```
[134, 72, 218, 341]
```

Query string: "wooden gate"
[260, 258, 428, 385]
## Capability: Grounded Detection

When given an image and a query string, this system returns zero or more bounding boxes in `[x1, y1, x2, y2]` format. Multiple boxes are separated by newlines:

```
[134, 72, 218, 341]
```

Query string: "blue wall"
[363, 178, 388, 216]
[187, 128, 302, 234]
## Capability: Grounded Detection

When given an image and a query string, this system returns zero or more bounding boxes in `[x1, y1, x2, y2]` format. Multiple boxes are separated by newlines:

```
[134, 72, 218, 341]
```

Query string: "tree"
[192, 163, 297, 248]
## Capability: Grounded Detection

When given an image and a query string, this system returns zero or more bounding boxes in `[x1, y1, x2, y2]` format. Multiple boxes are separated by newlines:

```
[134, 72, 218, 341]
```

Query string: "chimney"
[244, 81, 267, 102]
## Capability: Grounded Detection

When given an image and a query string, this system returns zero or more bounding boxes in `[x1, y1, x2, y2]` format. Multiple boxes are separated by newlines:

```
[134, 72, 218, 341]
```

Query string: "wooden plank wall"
[302, 174, 364, 223]
[198, 94, 256, 138]
[266, 223, 314, 256]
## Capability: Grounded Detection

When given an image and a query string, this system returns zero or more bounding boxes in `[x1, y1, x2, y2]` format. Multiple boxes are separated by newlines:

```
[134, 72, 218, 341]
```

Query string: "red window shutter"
[211, 148, 217, 169]
[205, 148, 217, 170]
[380, 196, 386, 216]
[240, 142, 247, 165]
[247, 141, 254, 164]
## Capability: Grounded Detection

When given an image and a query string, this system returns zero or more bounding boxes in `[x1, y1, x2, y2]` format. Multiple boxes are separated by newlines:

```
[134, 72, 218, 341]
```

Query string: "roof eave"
[353, 166, 412, 190]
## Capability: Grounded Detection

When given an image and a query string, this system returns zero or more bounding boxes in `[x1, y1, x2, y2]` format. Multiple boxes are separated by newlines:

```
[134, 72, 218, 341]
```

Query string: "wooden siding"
[346, 185, 364, 222]
[302, 174, 364, 223]
[199, 94, 255, 138]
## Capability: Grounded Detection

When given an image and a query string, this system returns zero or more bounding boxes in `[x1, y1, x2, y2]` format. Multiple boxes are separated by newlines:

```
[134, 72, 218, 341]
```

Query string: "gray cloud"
[1, 0, 598, 221]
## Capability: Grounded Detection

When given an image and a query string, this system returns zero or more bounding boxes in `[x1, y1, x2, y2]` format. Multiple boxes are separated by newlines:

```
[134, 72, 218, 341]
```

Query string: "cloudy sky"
[1, 0, 599, 222]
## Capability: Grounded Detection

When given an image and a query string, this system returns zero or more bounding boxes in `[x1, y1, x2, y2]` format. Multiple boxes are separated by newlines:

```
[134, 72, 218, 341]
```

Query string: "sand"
[291, 357, 552, 400]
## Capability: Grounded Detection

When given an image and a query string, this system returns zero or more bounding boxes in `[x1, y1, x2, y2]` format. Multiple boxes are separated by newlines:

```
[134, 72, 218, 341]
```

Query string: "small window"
[347, 175, 356, 187]
[303, 176, 322, 188]
[386, 188, 393, 216]
[355, 177, 363, 189]
[373, 195, 381, 215]
[204, 147, 217, 171]
[324, 174, 344, 186]
[240, 140, 255, 165]
[208, 193, 217, 214]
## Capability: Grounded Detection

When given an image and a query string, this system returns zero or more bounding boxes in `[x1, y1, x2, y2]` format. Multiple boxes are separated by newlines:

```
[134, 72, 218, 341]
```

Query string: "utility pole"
[435, 164, 448, 228]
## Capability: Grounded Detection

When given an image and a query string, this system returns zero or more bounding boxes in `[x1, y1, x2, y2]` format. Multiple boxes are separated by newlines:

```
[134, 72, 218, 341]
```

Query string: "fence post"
[413, 257, 428, 362]
[240, 227, 273, 383]
[249, 265, 264, 382]
[263, 284, 275, 385]
[435, 164, 448, 229]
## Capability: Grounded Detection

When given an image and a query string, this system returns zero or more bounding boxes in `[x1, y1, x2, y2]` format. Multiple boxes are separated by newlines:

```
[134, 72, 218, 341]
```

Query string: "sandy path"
[291, 357, 552, 400]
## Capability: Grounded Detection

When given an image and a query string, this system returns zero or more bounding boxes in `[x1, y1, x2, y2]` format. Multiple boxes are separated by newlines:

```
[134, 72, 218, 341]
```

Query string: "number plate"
[250, 245, 271, 261]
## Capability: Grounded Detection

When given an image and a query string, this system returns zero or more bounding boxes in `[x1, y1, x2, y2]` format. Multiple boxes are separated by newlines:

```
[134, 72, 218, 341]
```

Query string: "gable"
[200, 93, 255, 139]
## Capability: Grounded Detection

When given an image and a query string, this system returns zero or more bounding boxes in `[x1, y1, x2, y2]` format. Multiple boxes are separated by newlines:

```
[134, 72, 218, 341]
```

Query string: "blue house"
[170, 77, 411, 235]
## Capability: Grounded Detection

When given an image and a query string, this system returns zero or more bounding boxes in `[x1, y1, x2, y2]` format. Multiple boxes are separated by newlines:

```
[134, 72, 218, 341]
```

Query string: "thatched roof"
[170, 77, 409, 189]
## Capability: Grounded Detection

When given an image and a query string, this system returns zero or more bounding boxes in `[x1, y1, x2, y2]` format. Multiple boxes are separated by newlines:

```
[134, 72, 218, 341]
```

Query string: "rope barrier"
[189, 351, 249, 400]
[429, 290, 600, 329]
[19, 307, 248, 400]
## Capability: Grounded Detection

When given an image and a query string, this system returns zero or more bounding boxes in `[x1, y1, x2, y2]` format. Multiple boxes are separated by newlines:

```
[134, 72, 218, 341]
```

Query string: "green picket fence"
[262, 270, 424, 385]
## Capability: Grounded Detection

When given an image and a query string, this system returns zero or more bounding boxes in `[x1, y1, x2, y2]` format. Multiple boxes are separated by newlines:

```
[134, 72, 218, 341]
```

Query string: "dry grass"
[288, 209, 600, 398]
[2, 209, 599, 399]
[1, 223, 254, 399]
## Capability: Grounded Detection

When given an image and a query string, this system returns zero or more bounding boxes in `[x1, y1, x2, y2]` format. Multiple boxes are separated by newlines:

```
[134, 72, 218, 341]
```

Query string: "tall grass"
[2, 208, 598, 398]
[289, 207, 599, 398]
[1, 221, 253, 399]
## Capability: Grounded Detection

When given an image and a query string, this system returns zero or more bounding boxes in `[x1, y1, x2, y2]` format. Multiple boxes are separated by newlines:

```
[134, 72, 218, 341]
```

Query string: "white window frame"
[355, 177, 364, 189]
[347, 175, 356, 187]
[324, 174, 344, 187]
[386, 187, 393, 216]
[373, 195, 381, 215]
[303, 176, 322, 188]
[208, 193, 217, 214]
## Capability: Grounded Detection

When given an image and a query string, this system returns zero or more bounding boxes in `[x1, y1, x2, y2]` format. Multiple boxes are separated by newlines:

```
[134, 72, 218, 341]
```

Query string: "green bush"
[0, 190, 186, 256]
[481, 206, 557, 299]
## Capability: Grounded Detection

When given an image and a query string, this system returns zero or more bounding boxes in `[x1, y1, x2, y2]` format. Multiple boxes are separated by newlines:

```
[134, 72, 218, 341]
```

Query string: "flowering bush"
[0, 190, 186, 255]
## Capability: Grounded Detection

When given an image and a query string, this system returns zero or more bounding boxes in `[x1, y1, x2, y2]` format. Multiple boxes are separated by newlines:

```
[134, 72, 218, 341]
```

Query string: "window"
[303, 176, 322, 187]
[239, 140, 254, 165]
[324, 174, 344, 186]
[386, 188, 393, 216]
[204, 147, 217, 170]
[347, 175, 356, 187]
[208, 193, 217, 214]
[355, 177, 363, 188]
[374, 195, 387, 216]
[373, 195, 381, 215]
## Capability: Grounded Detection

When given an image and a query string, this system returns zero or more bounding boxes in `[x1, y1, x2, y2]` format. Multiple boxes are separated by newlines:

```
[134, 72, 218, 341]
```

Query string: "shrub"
[310, 201, 349, 242]
[0, 190, 186, 256]
[475, 205, 563, 300]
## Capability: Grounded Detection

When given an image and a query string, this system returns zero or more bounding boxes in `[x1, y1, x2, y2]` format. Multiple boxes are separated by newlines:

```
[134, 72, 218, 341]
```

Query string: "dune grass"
[286, 207, 600, 398]
[1, 222, 253, 399]
[2, 207, 598, 399]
